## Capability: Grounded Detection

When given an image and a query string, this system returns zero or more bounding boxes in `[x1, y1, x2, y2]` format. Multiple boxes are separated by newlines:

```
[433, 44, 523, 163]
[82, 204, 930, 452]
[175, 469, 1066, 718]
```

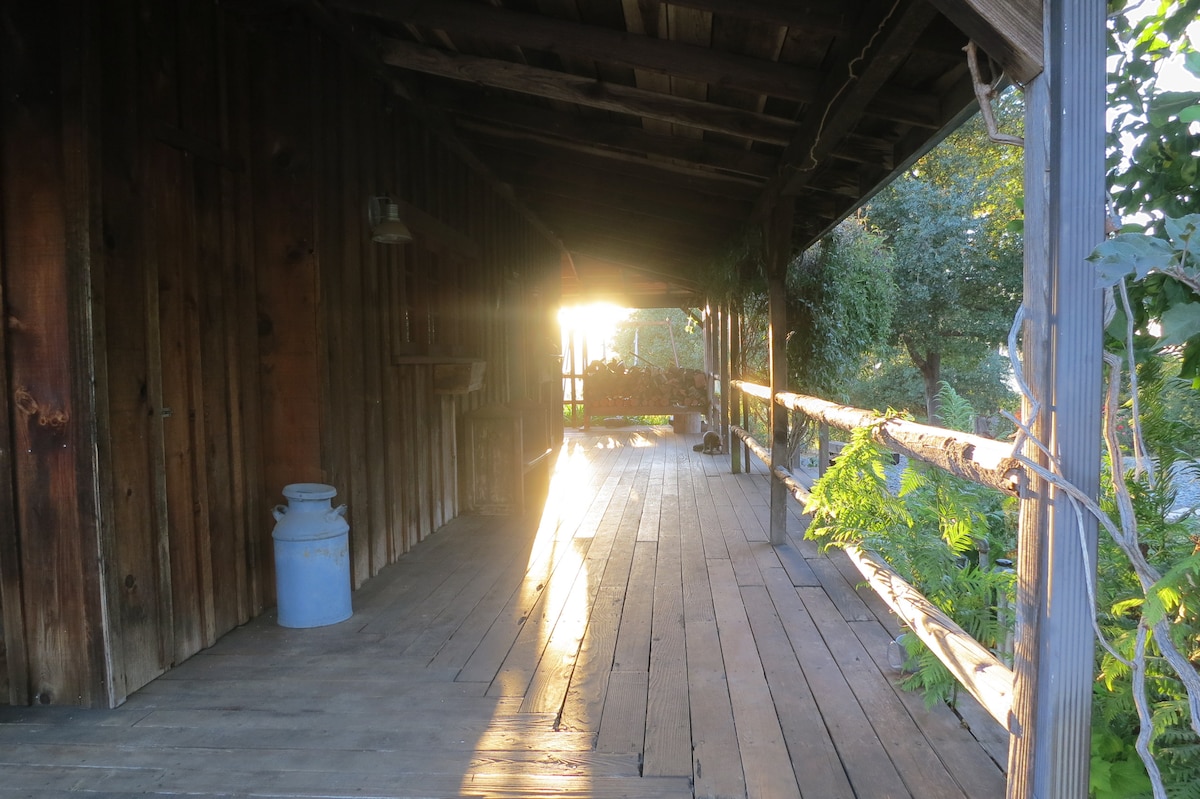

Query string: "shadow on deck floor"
[0, 426, 1007, 798]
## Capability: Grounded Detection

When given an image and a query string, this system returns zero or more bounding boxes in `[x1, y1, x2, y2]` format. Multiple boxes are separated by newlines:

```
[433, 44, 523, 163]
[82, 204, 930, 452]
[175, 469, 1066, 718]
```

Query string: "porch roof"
[321, 0, 1042, 307]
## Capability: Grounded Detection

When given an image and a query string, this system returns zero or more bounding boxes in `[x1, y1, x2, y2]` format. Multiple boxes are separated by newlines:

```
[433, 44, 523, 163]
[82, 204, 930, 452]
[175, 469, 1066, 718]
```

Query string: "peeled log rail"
[730, 425, 811, 504]
[844, 546, 1016, 730]
[733, 381, 1022, 496]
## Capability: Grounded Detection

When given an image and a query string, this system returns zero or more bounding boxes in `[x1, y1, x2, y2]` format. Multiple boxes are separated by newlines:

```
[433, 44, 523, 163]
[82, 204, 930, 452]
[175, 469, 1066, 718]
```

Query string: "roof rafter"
[663, 0, 859, 34]
[462, 124, 766, 189]
[438, 92, 780, 178]
[924, 0, 1042, 84]
[481, 153, 756, 218]
[757, 0, 941, 214]
[379, 37, 799, 144]
[340, 0, 825, 102]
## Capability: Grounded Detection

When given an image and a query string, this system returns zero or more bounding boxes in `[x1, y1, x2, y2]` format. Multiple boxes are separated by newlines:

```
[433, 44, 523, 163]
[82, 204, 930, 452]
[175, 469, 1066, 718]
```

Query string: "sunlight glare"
[559, 302, 630, 368]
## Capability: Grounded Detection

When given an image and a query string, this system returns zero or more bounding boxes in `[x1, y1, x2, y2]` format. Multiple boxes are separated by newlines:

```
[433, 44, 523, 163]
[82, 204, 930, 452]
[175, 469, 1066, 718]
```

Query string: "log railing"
[731, 378, 1018, 729]
[734, 381, 1020, 496]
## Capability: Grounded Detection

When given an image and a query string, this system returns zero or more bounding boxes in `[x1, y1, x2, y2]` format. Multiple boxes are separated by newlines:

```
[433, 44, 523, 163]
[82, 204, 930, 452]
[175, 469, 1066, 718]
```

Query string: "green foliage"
[1089, 356, 1200, 797]
[844, 345, 1018, 424]
[1106, 1, 1200, 387]
[739, 216, 897, 398]
[863, 94, 1024, 423]
[785, 218, 897, 397]
[1091, 708, 1155, 799]
[936, 380, 976, 433]
[1107, 0, 1200, 227]
[806, 387, 1018, 705]
[1083, 4, 1200, 789]
[1091, 217, 1200, 385]
[611, 308, 705, 371]
[806, 426, 908, 548]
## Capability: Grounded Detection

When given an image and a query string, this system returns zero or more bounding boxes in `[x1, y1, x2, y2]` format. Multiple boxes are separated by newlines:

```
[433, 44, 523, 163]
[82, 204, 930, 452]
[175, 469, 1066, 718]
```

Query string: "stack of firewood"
[583, 360, 707, 408]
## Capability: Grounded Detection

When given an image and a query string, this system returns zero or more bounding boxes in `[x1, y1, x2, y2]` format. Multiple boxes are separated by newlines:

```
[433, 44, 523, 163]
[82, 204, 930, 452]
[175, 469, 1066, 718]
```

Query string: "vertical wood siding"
[0, 0, 562, 706]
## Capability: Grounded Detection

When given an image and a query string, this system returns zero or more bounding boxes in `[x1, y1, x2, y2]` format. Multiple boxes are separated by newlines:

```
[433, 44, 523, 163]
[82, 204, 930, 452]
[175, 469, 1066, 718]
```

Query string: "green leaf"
[1147, 92, 1200, 126]
[1156, 302, 1200, 348]
[1110, 596, 1144, 616]
[1164, 214, 1200, 249]
[1186, 51, 1200, 78]
[1180, 104, 1200, 124]
[1089, 234, 1177, 286]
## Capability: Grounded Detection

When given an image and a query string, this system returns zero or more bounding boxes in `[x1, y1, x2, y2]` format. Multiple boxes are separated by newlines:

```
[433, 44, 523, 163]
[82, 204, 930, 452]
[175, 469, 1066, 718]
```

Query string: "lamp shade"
[372, 203, 413, 244]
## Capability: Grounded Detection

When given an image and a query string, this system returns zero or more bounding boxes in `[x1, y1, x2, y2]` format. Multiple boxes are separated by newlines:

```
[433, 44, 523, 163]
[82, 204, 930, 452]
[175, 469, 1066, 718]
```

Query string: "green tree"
[739, 216, 896, 397]
[865, 99, 1024, 424]
[611, 307, 704, 371]
[1105, 0, 1200, 383]
[1078, 6, 1200, 795]
[845, 345, 1017, 425]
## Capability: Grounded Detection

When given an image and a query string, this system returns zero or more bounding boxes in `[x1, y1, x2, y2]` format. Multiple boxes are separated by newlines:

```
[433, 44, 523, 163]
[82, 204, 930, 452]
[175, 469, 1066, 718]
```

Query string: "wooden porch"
[0, 427, 1005, 799]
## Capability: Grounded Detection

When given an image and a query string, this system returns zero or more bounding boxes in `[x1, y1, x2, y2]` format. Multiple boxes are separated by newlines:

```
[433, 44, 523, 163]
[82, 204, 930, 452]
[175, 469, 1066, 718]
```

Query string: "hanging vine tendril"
[1003, 288, 1200, 799]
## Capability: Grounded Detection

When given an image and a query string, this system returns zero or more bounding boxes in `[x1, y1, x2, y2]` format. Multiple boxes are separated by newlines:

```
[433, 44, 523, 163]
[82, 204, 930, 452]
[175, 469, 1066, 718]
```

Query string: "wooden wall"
[0, 0, 562, 707]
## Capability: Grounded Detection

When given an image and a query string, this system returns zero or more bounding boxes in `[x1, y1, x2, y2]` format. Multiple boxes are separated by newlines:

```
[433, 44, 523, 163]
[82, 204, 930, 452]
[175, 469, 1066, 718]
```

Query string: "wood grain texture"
[0, 429, 1004, 796]
[845, 546, 1015, 727]
[0, 0, 102, 706]
[380, 39, 798, 145]
[0, 0, 570, 707]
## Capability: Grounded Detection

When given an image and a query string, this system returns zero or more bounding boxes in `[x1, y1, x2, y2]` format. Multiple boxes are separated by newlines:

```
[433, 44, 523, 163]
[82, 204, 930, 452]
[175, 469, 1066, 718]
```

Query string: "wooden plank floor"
[0, 427, 1007, 798]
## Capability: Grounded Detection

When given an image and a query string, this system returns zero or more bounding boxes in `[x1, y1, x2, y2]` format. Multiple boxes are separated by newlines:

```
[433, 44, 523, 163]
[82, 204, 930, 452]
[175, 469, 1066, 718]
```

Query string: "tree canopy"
[863, 95, 1024, 424]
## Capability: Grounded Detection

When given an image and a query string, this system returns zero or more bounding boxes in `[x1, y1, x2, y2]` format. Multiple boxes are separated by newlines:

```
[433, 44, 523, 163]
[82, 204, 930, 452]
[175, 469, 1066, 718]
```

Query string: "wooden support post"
[1007, 2, 1104, 797]
[700, 302, 710, 427]
[818, 422, 830, 477]
[718, 301, 731, 461]
[728, 300, 742, 474]
[734, 305, 744, 467]
[766, 197, 793, 545]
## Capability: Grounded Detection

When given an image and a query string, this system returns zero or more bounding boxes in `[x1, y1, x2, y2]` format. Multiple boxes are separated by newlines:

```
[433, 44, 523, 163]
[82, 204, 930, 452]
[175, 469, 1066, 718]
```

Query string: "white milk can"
[271, 483, 352, 628]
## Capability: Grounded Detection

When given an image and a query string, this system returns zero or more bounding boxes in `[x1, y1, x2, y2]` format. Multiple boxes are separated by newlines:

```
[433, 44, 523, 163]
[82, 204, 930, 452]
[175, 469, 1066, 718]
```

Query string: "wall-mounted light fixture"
[368, 196, 413, 244]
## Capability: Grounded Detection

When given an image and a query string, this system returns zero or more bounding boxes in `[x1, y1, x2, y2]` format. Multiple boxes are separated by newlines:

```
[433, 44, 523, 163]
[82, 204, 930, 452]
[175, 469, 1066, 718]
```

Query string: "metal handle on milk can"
[327, 504, 348, 522]
[272, 504, 288, 521]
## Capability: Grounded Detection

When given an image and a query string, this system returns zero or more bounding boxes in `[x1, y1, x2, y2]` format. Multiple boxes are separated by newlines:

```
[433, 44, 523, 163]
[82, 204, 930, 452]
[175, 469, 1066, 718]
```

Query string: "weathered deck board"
[710, 559, 801, 799]
[680, 440, 746, 799]
[744, 574, 856, 799]
[0, 425, 1005, 799]
[642, 513, 691, 777]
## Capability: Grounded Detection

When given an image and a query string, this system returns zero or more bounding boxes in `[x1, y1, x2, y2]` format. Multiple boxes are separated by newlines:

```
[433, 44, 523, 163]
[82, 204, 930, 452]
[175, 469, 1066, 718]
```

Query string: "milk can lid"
[282, 483, 338, 501]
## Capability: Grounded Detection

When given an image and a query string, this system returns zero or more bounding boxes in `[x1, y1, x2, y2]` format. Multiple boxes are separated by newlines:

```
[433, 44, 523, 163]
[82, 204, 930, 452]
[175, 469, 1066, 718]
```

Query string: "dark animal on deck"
[692, 430, 723, 455]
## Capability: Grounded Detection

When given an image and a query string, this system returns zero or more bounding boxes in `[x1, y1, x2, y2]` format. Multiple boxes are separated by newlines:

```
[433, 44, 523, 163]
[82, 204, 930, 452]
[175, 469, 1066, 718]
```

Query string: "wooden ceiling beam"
[754, 0, 942, 214]
[536, 201, 735, 245]
[443, 90, 904, 175]
[434, 92, 780, 178]
[924, 0, 1042, 84]
[456, 116, 774, 181]
[503, 170, 751, 224]
[340, 0, 825, 102]
[473, 140, 762, 201]
[379, 38, 799, 144]
[461, 124, 765, 189]
[566, 235, 708, 272]
[514, 184, 743, 229]
[661, 0, 858, 34]
[487, 154, 759, 216]
[570, 253, 705, 292]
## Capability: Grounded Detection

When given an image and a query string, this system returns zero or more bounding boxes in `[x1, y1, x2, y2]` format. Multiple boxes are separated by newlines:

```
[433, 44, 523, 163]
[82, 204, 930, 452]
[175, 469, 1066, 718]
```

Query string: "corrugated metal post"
[766, 197, 793, 545]
[729, 300, 742, 474]
[1007, 1, 1104, 796]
